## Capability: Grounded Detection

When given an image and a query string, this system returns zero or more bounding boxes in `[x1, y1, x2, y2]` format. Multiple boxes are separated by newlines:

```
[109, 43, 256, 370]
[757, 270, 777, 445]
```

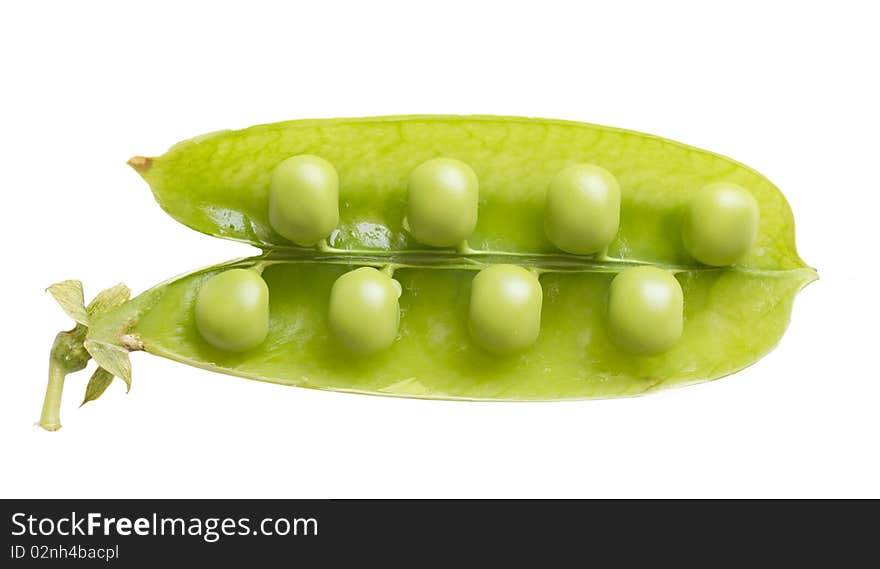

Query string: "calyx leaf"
[84, 340, 132, 391]
[82, 367, 115, 406]
[41, 280, 134, 431]
[87, 283, 131, 319]
[47, 280, 89, 326]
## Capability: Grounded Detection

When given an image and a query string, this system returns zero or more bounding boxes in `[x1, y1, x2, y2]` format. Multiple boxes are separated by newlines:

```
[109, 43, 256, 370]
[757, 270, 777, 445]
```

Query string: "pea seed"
[406, 157, 479, 247]
[269, 155, 339, 246]
[608, 266, 683, 355]
[682, 182, 759, 266]
[545, 164, 621, 255]
[329, 267, 401, 354]
[469, 264, 543, 354]
[195, 269, 269, 352]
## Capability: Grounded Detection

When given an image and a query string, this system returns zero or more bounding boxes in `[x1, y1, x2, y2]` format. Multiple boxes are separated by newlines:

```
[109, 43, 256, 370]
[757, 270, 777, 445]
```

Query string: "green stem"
[250, 261, 270, 275]
[39, 360, 67, 431]
[39, 327, 90, 432]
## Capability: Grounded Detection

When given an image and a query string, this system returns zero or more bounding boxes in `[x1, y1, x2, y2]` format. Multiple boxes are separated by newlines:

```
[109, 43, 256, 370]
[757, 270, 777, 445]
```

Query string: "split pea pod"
[40, 115, 815, 430]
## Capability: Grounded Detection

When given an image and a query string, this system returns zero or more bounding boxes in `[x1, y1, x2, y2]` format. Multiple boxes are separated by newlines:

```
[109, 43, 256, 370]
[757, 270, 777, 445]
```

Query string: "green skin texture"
[86, 115, 816, 401]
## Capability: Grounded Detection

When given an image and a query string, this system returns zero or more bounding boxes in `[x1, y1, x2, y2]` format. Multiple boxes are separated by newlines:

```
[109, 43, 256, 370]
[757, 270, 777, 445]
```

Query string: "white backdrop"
[1, 0, 876, 498]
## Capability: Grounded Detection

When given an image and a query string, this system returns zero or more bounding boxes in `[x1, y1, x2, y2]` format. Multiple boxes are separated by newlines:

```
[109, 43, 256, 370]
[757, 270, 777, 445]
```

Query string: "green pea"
[608, 266, 683, 355]
[469, 265, 543, 354]
[329, 267, 401, 354]
[545, 164, 621, 255]
[681, 182, 760, 266]
[406, 157, 479, 247]
[195, 269, 269, 352]
[268, 155, 339, 246]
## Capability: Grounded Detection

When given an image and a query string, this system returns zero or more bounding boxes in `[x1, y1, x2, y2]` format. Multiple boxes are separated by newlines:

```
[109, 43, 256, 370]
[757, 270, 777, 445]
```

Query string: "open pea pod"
[81, 256, 813, 399]
[41, 116, 815, 430]
[130, 115, 806, 270]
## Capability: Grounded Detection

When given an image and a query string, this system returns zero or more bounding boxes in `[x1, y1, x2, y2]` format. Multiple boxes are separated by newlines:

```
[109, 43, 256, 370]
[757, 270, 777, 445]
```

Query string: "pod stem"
[456, 241, 477, 255]
[39, 360, 67, 431]
[250, 261, 271, 275]
[381, 264, 398, 278]
[38, 326, 91, 431]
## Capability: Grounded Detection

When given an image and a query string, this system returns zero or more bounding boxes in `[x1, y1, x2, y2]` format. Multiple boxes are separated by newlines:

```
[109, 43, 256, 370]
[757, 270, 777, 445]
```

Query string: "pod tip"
[127, 156, 152, 173]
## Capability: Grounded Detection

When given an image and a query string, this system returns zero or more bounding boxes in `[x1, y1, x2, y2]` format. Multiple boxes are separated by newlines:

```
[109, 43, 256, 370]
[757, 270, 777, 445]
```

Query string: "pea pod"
[40, 115, 815, 430]
[130, 115, 804, 270]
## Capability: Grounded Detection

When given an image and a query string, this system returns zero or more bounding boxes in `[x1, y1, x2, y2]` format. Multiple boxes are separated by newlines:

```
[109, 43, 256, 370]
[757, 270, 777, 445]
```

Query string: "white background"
[1, 0, 877, 498]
